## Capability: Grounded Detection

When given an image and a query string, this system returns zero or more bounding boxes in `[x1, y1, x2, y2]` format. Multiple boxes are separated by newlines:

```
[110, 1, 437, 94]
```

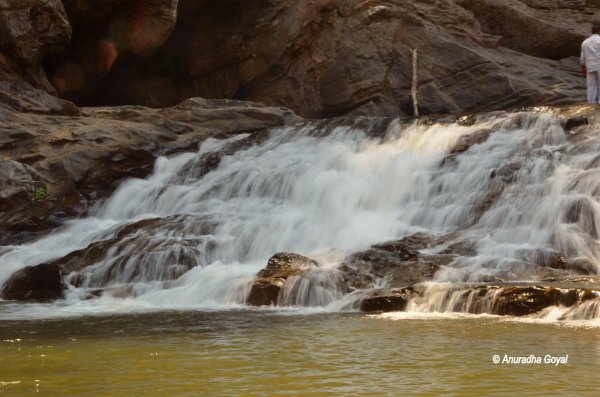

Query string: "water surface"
[1, 311, 598, 396]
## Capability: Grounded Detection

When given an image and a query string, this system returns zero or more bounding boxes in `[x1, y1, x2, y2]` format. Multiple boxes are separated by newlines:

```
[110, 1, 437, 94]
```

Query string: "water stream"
[1, 110, 600, 323]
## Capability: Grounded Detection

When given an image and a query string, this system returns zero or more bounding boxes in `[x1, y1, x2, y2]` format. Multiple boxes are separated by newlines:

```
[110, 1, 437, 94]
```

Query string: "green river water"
[0, 310, 598, 396]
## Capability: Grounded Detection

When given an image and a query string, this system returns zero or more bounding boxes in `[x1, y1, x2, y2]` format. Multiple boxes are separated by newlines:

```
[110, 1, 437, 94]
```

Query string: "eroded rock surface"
[0, 98, 298, 244]
[0, 263, 66, 301]
[358, 279, 600, 315]
[247, 252, 319, 306]
[339, 233, 446, 289]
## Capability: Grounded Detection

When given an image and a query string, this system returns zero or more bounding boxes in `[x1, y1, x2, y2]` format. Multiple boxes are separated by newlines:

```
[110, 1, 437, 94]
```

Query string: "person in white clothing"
[581, 23, 600, 103]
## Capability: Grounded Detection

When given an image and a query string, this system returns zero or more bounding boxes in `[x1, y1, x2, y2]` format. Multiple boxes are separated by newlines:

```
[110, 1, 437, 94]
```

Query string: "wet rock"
[490, 285, 596, 316]
[437, 236, 478, 257]
[339, 233, 439, 289]
[450, 128, 494, 154]
[50, 215, 215, 288]
[447, 283, 600, 316]
[563, 196, 598, 238]
[257, 252, 319, 279]
[490, 162, 522, 183]
[565, 257, 597, 274]
[359, 287, 417, 313]
[247, 252, 319, 306]
[0, 263, 66, 302]
[549, 104, 600, 136]
[247, 279, 286, 307]
[0, 99, 298, 244]
[359, 281, 600, 316]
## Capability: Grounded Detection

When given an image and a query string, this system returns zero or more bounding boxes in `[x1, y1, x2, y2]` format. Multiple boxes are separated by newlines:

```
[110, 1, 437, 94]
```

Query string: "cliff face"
[1, 0, 598, 117]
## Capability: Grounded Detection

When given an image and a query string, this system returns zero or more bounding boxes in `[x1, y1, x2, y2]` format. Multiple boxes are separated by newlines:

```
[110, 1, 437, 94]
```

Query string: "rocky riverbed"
[2, 1, 600, 321]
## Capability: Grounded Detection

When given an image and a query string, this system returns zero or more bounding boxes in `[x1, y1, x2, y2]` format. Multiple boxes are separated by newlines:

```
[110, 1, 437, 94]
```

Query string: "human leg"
[587, 71, 600, 103]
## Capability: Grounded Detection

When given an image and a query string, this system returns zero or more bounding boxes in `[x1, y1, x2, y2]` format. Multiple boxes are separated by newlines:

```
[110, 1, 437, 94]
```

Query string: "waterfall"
[1, 110, 599, 321]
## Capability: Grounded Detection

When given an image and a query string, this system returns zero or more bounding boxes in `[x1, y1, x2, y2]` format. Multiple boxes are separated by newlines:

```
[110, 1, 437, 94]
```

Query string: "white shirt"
[581, 34, 600, 73]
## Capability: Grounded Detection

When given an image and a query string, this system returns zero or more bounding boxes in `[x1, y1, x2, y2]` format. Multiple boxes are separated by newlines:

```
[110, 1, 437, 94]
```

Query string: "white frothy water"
[1, 110, 600, 321]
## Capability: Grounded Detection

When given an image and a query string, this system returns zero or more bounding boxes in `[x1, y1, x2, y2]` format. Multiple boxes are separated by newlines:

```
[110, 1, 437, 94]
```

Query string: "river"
[0, 310, 598, 396]
[1, 109, 600, 395]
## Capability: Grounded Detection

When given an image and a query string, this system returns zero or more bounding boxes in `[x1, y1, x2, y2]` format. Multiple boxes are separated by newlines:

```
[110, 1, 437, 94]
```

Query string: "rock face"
[247, 252, 319, 306]
[0, 98, 298, 244]
[0, 0, 76, 114]
[0, 263, 66, 301]
[339, 233, 447, 289]
[1, 0, 597, 117]
[35, 0, 596, 117]
[358, 280, 600, 314]
[0, 0, 71, 65]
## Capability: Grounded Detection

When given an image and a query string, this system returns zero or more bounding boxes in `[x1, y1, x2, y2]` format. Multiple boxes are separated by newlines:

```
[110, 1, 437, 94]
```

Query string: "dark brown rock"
[450, 128, 494, 155]
[258, 252, 319, 279]
[358, 281, 600, 316]
[0, 0, 73, 107]
[359, 287, 417, 313]
[0, 0, 71, 65]
[247, 252, 318, 306]
[0, 263, 66, 301]
[490, 285, 597, 316]
[340, 233, 440, 289]
[246, 279, 286, 307]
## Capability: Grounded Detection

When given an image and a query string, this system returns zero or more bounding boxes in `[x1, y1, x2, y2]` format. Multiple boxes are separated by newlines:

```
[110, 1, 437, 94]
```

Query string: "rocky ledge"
[0, 98, 298, 245]
[243, 227, 600, 319]
[358, 280, 600, 319]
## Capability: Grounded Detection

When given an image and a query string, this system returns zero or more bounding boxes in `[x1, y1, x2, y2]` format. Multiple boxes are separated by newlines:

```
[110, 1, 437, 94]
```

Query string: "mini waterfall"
[406, 282, 600, 318]
[1, 109, 599, 321]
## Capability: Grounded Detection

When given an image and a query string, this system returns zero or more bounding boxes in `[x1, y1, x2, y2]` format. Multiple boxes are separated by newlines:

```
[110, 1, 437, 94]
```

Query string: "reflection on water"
[0, 311, 598, 396]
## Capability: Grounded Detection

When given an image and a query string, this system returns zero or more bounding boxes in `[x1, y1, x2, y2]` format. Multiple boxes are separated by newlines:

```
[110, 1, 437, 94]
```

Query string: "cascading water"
[1, 109, 599, 321]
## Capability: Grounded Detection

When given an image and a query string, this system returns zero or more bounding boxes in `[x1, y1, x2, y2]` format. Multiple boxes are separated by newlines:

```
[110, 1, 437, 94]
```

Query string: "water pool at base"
[0, 311, 598, 396]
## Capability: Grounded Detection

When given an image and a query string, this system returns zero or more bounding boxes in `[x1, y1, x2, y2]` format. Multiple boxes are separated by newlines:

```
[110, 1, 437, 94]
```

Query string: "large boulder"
[0, 263, 66, 301]
[247, 252, 319, 306]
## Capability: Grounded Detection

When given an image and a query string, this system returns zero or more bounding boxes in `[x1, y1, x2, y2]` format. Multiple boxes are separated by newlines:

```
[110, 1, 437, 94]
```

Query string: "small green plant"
[33, 187, 48, 202]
